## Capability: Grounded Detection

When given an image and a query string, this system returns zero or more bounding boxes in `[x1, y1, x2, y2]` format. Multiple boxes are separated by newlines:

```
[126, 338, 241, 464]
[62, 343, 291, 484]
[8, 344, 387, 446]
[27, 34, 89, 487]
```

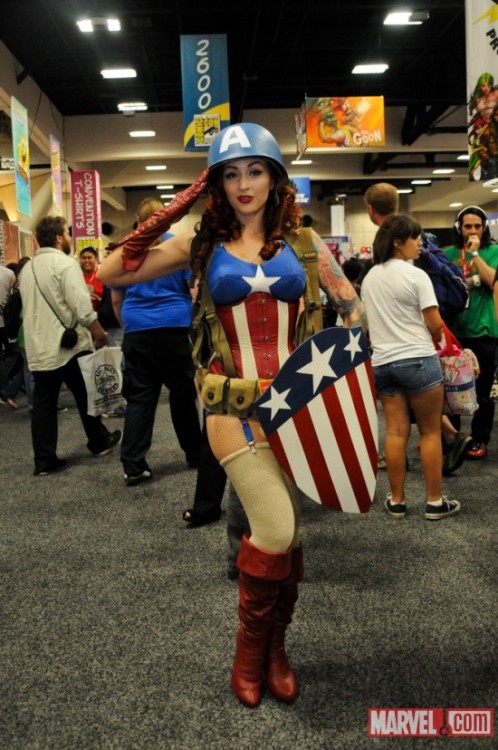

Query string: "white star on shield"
[344, 329, 363, 361]
[297, 340, 337, 394]
[259, 386, 292, 421]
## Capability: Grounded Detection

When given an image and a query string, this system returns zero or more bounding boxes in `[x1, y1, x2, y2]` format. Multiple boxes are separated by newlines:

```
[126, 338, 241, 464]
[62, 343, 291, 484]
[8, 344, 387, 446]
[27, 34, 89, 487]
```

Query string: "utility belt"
[196, 368, 272, 418]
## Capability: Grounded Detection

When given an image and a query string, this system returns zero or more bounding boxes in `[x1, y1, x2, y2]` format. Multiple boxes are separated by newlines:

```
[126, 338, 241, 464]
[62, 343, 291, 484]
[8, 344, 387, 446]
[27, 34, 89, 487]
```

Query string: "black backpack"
[415, 233, 469, 326]
[2, 289, 22, 339]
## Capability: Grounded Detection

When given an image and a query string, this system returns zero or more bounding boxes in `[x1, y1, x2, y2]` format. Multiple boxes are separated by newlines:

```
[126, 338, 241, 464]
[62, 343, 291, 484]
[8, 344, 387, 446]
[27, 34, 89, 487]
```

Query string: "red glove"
[117, 168, 209, 271]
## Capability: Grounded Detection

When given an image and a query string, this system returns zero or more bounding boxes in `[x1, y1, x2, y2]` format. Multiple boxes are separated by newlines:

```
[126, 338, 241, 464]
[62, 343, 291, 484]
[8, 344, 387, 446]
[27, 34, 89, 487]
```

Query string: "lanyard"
[460, 248, 476, 278]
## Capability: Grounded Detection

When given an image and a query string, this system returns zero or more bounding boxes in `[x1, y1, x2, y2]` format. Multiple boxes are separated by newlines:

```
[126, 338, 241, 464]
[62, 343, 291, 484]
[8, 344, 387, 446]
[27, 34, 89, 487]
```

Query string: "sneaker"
[443, 433, 473, 475]
[384, 493, 406, 518]
[425, 496, 461, 520]
[92, 429, 122, 457]
[124, 469, 152, 487]
[33, 458, 68, 476]
[465, 440, 487, 460]
[377, 452, 387, 470]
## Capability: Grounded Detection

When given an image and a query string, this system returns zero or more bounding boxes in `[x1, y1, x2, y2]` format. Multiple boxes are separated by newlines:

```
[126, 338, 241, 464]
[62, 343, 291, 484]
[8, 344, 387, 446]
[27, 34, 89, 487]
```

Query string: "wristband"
[471, 251, 479, 257]
[472, 274, 481, 287]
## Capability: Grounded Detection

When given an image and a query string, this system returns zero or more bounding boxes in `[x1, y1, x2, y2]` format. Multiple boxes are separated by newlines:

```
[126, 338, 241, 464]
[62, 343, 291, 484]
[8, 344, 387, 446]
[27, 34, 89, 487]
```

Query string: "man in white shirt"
[19, 215, 121, 475]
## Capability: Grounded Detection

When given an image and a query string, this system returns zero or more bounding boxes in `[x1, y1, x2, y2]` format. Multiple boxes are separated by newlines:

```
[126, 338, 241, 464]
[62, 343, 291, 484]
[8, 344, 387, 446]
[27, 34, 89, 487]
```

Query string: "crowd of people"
[1, 122, 497, 708]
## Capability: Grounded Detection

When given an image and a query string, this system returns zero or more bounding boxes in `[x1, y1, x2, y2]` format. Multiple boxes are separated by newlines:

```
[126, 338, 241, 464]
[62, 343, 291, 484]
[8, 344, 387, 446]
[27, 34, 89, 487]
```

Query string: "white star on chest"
[259, 386, 292, 421]
[242, 264, 281, 294]
[297, 341, 337, 394]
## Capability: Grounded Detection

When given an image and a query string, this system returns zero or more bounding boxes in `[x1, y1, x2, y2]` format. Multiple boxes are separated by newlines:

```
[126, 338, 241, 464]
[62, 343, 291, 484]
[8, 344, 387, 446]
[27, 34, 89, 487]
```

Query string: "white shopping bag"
[78, 346, 126, 417]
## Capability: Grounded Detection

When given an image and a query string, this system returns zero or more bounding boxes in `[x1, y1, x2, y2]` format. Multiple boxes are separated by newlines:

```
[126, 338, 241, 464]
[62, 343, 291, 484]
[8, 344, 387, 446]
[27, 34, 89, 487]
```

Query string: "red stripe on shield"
[345, 365, 378, 474]
[292, 404, 342, 511]
[321, 381, 373, 513]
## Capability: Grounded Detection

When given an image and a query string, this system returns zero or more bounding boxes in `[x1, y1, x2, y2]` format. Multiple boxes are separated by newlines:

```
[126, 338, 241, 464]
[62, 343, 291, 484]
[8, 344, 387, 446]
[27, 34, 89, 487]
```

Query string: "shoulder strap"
[190, 240, 237, 377]
[31, 260, 69, 330]
[284, 228, 323, 344]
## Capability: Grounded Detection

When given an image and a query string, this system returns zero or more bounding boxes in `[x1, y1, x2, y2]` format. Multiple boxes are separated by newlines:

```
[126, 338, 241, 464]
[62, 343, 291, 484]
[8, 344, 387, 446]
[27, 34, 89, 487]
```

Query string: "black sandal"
[182, 508, 222, 527]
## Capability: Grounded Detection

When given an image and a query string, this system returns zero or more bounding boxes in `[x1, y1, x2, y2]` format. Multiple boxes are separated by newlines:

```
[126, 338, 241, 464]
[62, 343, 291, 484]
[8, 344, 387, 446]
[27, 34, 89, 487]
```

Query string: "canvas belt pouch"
[197, 369, 269, 418]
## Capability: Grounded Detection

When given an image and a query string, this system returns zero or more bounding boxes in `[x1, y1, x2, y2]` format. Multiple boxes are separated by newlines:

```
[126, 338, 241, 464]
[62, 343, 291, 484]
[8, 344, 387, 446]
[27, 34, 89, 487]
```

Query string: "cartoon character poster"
[10, 96, 31, 217]
[303, 97, 385, 150]
[466, 1, 498, 181]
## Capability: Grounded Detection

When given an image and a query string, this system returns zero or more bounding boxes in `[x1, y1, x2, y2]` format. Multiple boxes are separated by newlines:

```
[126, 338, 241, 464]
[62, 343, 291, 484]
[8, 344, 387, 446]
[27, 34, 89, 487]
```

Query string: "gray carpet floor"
[1, 386, 497, 750]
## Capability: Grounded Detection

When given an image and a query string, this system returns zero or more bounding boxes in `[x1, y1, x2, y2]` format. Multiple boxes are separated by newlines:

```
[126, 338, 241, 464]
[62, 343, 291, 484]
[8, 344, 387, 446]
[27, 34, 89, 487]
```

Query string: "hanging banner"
[298, 97, 385, 151]
[50, 135, 64, 216]
[10, 96, 31, 217]
[292, 177, 311, 205]
[180, 34, 230, 152]
[0, 221, 20, 264]
[466, 1, 498, 182]
[70, 170, 102, 255]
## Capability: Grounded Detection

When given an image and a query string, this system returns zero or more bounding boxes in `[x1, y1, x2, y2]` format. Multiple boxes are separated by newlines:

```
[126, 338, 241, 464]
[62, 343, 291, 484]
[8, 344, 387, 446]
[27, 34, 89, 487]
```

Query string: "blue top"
[207, 243, 306, 305]
[120, 270, 192, 333]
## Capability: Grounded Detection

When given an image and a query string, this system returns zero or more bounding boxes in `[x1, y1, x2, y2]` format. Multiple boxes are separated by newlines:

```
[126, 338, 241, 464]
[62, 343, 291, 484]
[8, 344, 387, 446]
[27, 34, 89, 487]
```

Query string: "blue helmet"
[207, 122, 287, 178]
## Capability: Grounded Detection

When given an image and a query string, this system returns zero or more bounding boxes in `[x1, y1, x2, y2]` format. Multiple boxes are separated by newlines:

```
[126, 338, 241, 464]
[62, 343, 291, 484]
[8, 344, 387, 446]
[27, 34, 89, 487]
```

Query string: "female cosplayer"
[99, 123, 364, 707]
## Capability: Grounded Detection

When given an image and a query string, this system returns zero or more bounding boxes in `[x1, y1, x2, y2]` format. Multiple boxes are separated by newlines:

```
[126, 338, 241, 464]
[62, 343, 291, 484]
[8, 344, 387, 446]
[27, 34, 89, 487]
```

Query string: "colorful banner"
[10, 96, 31, 216]
[50, 135, 64, 216]
[301, 97, 385, 150]
[465, 1, 498, 182]
[70, 170, 102, 255]
[180, 34, 230, 152]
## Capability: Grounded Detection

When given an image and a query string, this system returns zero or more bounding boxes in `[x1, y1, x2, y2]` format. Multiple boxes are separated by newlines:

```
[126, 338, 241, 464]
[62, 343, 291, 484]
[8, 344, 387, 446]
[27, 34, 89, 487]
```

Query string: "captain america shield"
[254, 327, 378, 513]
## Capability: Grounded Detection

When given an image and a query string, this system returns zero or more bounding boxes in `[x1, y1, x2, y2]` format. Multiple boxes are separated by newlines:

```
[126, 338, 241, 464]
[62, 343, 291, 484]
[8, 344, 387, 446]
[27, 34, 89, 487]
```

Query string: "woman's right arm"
[422, 305, 444, 343]
[98, 231, 195, 287]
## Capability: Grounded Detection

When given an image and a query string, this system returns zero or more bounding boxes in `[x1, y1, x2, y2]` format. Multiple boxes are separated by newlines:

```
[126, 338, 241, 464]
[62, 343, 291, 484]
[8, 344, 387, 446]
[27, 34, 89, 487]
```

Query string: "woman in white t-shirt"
[362, 215, 461, 521]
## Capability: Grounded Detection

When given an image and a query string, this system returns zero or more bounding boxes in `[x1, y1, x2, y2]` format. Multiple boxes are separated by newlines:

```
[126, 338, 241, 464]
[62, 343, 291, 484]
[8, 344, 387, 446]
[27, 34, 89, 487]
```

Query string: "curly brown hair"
[191, 161, 302, 275]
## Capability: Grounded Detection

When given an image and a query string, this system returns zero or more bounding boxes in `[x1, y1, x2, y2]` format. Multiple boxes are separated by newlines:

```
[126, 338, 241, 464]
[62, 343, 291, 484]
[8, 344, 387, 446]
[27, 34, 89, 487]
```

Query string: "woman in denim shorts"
[362, 215, 461, 521]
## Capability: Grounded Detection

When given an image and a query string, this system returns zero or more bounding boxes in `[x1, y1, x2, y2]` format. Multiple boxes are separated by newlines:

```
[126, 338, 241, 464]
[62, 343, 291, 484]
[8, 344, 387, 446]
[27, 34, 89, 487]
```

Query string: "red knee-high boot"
[265, 544, 303, 702]
[231, 535, 292, 708]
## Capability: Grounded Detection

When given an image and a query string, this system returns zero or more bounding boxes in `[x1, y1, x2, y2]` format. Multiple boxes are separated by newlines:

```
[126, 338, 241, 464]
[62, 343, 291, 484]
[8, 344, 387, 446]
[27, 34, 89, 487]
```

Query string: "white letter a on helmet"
[218, 126, 251, 154]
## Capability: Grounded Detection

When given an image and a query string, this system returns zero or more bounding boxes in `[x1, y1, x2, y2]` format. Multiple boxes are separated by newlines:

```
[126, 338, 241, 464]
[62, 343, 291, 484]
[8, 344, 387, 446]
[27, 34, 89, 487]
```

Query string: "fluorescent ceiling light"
[449, 202, 463, 207]
[101, 68, 136, 79]
[129, 130, 156, 138]
[411, 179, 431, 185]
[291, 159, 313, 165]
[457, 154, 470, 161]
[432, 168, 455, 174]
[384, 12, 423, 26]
[397, 188, 413, 194]
[77, 19, 94, 32]
[77, 17, 121, 32]
[160, 194, 176, 199]
[156, 185, 174, 190]
[146, 165, 167, 171]
[107, 18, 121, 31]
[118, 102, 147, 112]
[352, 63, 389, 74]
